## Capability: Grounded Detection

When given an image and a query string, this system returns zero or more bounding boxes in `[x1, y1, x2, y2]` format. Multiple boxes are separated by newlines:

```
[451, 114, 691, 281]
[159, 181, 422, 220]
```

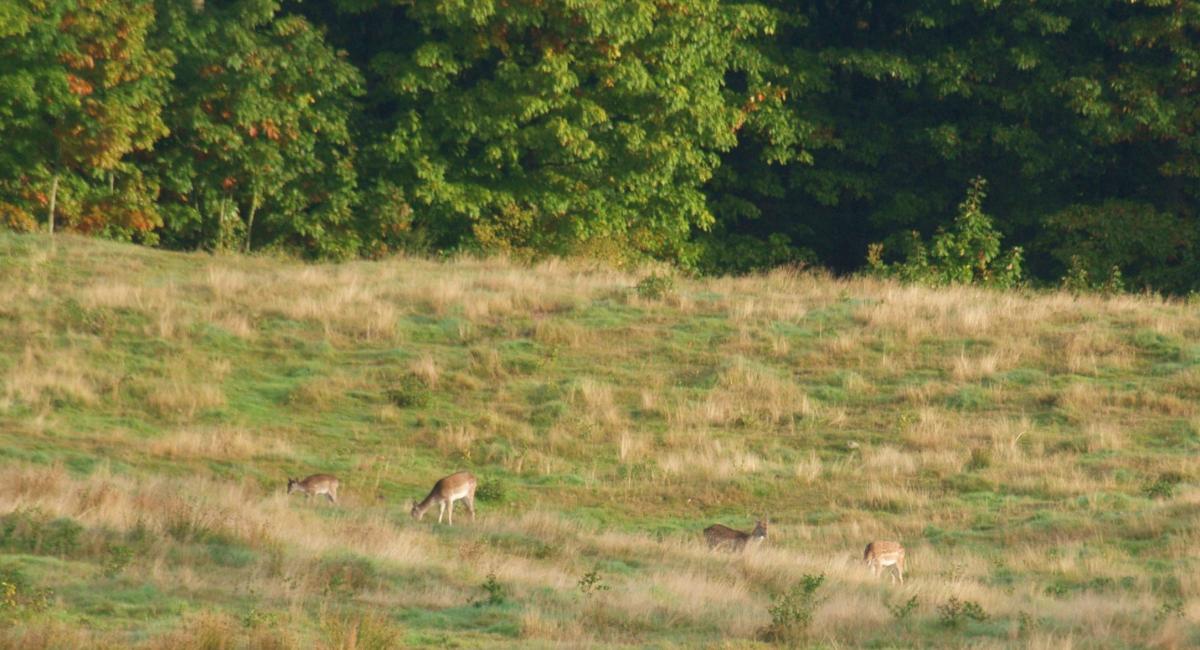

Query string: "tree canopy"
[1, 0, 1197, 291]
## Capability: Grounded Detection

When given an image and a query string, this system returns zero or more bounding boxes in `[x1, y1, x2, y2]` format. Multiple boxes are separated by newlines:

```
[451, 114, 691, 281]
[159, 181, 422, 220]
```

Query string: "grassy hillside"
[0, 233, 1197, 648]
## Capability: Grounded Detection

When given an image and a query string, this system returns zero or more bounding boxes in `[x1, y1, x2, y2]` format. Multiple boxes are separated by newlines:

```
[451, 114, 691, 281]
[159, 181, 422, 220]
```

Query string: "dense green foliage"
[1, 0, 1198, 289]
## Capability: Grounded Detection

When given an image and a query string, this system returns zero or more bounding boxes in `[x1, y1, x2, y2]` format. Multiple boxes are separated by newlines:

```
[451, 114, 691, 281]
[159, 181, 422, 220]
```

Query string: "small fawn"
[287, 474, 339, 504]
[864, 540, 906, 583]
[411, 471, 477, 525]
[703, 520, 767, 551]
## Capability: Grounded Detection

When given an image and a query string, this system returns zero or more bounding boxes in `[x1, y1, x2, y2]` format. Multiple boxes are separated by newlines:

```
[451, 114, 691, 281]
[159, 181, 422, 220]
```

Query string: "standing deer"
[411, 471, 477, 525]
[864, 540, 906, 583]
[703, 520, 768, 551]
[287, 474, 340, 504]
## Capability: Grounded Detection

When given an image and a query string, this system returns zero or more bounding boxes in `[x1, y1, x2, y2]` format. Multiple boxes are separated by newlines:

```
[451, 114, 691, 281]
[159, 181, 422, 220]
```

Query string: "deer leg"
[466, 495, 476, 522]
[448, 499, 455, 526]
[897, 560, 904, 584]
[437, 501, 446, 524]
[325, 491, 336, 505]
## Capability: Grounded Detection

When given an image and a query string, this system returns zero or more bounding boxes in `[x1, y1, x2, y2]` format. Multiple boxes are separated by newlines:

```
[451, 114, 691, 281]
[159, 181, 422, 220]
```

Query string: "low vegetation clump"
[760, 574, 826, 643]
[937, 596, 989, 629]
[0, 234, 1197, 647]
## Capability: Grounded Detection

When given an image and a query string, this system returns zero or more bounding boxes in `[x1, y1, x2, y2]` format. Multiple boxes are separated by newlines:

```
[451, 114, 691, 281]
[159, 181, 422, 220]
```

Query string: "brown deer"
[703, 520, 767, 551]
[411, 471, 477, 525]
[864, 540, 906, 583]
[287, 474, 339, 504]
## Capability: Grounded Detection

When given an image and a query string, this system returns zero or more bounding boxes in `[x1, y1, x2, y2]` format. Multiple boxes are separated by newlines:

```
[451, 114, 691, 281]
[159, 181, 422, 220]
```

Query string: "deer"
[286, 474, 339, 504]
[864, 540, 906, 583]
[411, 471, 477, 525]
[703, 520, 768, 551]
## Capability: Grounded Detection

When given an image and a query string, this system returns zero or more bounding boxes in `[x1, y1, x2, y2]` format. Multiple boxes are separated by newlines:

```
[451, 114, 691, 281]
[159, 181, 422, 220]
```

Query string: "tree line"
[1, 1, 1197, 292]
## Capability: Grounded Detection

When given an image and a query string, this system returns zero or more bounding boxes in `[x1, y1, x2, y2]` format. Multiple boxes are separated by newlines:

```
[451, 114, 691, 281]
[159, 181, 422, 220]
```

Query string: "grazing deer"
[411, 471, 477, 525]
[864, 540, 906, 583]
[287, 474, 339, 504]
[703, 520, 768, 551]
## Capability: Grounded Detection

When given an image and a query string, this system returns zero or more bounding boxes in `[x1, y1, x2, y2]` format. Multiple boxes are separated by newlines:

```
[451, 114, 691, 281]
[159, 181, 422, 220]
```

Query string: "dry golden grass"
[3, 236, 1200, 647]
[148, 427, 294, 461]
[671, 356, 812, 430]
[3, 345, 102, 409]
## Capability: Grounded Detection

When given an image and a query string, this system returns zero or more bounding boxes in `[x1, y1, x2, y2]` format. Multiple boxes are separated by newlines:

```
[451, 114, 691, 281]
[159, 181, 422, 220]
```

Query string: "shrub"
[0, 202, 38, 233]
[1060, 255, 1126, 295]
[1045, 200, 1193, 294]
[474, 573, 506, 607]
[577, 569, 610, 597]
[760, 573, 825, 642]
[868, 178, 1023, 289]
[635, 273, 675, 300]
[0, 563, 53, 622]
[1155, 599, 1184, 621]
[888, 595, 919, 621]
[937, 596, 987, 628]
[102, 544, 135, 578]
[0, 510, 83, 557]
[474, 479, 507, 503]
[1144, 471, 1184, 500]
[386, 373, 431, 408]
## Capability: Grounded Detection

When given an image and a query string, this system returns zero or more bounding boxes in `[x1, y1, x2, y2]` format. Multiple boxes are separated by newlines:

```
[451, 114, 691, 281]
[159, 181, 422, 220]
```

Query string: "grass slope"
[0, 233, 1197, 648]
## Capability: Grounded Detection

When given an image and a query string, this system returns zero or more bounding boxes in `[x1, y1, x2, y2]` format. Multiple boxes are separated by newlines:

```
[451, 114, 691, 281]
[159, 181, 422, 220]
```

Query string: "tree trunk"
[47, 173, 59, 235]
[218, 198, 228, 251]
[244, 190, 259, 253]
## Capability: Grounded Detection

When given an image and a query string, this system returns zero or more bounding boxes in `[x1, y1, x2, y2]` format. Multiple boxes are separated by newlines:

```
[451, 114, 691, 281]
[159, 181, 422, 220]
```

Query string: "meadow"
[0, 233, 1197, 648]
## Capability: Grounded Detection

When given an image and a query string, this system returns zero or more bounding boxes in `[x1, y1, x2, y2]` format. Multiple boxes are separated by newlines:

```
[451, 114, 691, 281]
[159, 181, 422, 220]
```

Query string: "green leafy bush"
[888, 595, 919, 621]
[1060, 255, 1126, 295]
[1144, 471, 1184, 500]
[577, 569, 610, 596]
[474, 479, 507, 503]
[0, 563, 53, 621]
[102, 544, 135, 578]
[636, 274, 675, 300]
[386, 374, 431, 408]
[868, 178, 1023, 289]
[937, 596, 988, 628]
[0, 510, 83, 557]
[475, 573, 507, 607]
[760, 573, 825, 642]
[1046, 201, 1194, 294]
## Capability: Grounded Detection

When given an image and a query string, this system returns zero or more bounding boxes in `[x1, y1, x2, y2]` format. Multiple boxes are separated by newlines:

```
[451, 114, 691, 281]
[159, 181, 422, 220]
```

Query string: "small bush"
[102, 544, 135, 578]
[867, 177, 1023, 289]
[386, 373, 431, 408]
[1155, 599, 1184, 621]
[0, 510, 83, 557]
[635, 273, 675, 300]
[1060, 255, 1126, 295]
[937, 596, 988, 628]
[1144, 471, 1183, 500]
[577, 569, 610, 597]
[888, 595, 919, 621]
[474, 479, 506, 503]
[0, 202, 37, 233]
[760, 573, 825, 642]
[0, 564, 53, 622]
[474, 573, 506, 607]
